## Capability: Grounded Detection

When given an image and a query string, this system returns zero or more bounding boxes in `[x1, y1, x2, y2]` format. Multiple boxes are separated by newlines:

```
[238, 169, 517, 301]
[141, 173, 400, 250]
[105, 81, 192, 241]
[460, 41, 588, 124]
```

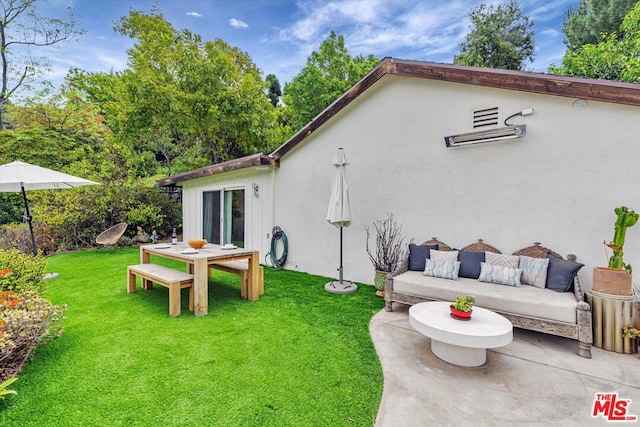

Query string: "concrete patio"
[370, 303, 640, 426]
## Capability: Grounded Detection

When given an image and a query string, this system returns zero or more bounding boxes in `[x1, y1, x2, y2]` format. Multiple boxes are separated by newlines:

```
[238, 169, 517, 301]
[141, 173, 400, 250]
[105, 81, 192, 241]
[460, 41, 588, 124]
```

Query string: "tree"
[563, 0, 636, 51]
[549, 2, 640, 82]
[453, 0, 534, 70]
[0, 0, 83, 129]
[284, 31, 379, 131]
[266, 74, 282, 107]
[70, 8, 282, 175]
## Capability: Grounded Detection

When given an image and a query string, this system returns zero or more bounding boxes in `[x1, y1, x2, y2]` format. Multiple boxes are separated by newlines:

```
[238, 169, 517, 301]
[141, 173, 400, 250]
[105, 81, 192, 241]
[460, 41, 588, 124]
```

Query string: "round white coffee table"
[409, 301, 513, 367]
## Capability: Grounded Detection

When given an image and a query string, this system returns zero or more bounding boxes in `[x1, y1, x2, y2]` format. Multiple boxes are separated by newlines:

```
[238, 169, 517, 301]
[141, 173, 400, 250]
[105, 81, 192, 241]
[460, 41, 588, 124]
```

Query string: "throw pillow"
[424, 259, 461, 280]
[458, 250, 485, 279]
[545, 254, 584, 292]
[519, 256, 550, 288]
[478, 262, 522, 287]
[430, 249, 459, 262]
[485, 252, 520, 268]
[408, 244, 438, 271]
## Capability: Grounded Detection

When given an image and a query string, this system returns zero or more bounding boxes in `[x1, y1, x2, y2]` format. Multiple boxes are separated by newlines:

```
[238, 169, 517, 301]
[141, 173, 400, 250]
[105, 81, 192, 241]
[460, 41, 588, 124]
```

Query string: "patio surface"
[370, 302, 640, 426]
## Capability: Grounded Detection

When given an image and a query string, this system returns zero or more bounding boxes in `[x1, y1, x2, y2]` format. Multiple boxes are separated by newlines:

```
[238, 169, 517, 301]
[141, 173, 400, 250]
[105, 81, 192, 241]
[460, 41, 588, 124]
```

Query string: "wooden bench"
[209, 261, 264, 300]
[127, 264, 194, 317]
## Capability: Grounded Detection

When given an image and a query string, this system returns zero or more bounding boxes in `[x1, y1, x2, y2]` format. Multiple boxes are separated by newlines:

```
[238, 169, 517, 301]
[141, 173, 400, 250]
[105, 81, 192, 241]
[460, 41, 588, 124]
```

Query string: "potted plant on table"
[450, 296, 475, 320]
[593, 206, 638, 296]
[365, 213, 406, 296]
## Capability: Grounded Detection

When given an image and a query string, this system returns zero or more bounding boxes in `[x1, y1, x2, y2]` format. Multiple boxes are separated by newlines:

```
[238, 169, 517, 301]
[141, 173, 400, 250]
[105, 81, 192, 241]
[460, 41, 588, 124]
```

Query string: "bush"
[0, 249, 48, 295]
[0, 291, 66, 381]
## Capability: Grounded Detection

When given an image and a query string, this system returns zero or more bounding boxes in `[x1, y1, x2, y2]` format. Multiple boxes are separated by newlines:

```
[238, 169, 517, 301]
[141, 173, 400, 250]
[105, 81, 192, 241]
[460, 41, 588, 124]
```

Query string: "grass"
[0, 247, 384, 426]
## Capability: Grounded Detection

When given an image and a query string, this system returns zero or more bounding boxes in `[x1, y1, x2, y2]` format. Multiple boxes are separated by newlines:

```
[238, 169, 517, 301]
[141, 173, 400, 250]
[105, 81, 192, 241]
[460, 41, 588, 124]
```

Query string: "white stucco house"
[157, 58, 640, 293]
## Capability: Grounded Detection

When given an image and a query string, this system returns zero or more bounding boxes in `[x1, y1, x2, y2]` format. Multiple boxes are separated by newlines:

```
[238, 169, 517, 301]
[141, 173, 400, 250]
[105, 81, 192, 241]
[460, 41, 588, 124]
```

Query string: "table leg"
[431, 340, 487, 367]
[247, 251, 260, 301]
[193, 258, 209, 316]
[140, 248, 150, 264]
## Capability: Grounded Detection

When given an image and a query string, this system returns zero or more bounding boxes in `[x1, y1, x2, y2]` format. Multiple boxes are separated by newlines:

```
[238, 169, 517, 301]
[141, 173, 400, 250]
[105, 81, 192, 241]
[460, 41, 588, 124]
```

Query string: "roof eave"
[156, 153, 276, 187]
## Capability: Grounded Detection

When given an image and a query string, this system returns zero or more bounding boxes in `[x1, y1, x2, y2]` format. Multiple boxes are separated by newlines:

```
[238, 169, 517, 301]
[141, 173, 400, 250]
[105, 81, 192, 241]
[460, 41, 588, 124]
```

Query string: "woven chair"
[96, 223, 128, 247]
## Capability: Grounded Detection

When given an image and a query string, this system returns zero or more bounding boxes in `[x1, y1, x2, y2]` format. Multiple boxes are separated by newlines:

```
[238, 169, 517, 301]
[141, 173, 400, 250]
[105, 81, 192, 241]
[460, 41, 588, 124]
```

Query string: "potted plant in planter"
[365, 213, 406, 296]
[593, 206, 638, 296]
[450, 296, 475, 320]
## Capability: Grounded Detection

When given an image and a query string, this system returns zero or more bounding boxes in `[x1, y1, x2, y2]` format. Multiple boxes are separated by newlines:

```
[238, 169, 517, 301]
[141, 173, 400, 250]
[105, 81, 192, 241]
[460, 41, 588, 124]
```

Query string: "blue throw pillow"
[408, 244, 438, 271]
[458, 250, 485, 279]
[545, 254, 584, 292]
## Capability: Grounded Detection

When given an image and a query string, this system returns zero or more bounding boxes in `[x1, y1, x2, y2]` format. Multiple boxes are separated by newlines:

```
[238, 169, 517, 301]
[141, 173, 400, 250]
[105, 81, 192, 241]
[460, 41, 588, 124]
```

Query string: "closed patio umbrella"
[325, 148, 357, 294]
[0, 160, 99, 254]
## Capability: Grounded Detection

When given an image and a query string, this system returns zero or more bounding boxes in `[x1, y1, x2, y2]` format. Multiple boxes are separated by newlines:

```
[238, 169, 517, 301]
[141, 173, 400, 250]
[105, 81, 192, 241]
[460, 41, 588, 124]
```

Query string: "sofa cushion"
[485, 252, 520, 268]
[424, 259, 460, 280]
[458, 250, 485, 279]
[546, 255, 584, 292]
[408, 244, 438, 271]
[392, 271, 577, 324]
[478, 262, 522, 287]
[519, 256, 550, 288]
[430, 249, 458, 262]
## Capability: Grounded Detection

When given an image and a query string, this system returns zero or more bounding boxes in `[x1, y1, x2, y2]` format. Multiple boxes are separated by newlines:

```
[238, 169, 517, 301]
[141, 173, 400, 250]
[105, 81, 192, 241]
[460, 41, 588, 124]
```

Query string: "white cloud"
[229, 18, 249, 29]
[186, 12, 203, 18]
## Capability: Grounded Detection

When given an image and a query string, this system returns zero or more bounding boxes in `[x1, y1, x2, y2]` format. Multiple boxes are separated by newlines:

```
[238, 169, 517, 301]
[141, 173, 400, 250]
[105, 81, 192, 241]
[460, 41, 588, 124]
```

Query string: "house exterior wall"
[183, 74, 640, 292]
[272, 75, 640, 292]
[180, 166, 275, 258]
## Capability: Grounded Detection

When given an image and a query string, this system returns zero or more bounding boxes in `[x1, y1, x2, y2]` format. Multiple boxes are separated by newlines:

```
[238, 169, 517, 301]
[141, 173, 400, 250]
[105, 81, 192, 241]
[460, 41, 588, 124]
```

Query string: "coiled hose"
[266, 226, 288, 269]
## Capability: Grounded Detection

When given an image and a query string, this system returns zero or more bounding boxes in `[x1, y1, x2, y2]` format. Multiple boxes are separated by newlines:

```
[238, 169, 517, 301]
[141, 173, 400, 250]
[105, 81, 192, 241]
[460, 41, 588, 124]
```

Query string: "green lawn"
[0, 247, 384, 426]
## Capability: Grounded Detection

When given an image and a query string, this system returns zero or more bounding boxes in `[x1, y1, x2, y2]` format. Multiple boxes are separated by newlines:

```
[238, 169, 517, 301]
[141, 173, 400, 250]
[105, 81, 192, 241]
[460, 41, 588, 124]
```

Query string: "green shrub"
[0, 291, 66, 381]
[0, 249, 48, 295]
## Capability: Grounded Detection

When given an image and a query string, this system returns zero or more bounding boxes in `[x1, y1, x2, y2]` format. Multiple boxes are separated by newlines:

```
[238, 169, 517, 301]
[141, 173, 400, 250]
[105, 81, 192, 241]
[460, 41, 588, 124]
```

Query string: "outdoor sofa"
[384, 238, 593, 358]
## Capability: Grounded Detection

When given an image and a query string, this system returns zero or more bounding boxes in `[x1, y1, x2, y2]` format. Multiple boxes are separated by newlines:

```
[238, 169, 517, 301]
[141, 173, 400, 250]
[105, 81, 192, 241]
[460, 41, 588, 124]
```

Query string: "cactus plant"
[604, 206, 638, 273]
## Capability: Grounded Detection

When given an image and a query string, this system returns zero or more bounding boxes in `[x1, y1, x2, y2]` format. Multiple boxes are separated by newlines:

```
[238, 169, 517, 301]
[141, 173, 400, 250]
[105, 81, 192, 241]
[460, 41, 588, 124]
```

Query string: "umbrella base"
[324, 280, 358, 294]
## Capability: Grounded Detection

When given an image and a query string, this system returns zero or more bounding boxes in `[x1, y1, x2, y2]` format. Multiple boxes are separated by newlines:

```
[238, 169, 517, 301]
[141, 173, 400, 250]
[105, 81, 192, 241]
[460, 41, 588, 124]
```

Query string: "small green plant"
[453, 296, 475, 312]
[0, 249, 48, 294]
[0, 376, 17, 400]
[622, 325, 640, 339]
[604, 206, 638, 273]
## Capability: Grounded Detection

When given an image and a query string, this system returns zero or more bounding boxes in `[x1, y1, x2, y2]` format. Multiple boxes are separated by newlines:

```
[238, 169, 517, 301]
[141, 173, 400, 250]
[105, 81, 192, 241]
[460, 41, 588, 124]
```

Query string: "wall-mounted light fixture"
[444, 124, 526, 147]
[253, 183, 259, 197]
[444, 107, 533, 148]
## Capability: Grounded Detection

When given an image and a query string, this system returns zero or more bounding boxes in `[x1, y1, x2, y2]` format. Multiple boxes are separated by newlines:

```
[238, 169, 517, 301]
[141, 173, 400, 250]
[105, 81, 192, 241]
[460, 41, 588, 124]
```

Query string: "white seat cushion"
[392, 271, 577, 324]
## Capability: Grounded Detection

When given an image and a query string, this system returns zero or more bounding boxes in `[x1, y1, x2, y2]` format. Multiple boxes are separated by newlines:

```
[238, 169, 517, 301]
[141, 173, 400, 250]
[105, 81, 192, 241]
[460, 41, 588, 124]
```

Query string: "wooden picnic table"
[140, 242, 262, 316]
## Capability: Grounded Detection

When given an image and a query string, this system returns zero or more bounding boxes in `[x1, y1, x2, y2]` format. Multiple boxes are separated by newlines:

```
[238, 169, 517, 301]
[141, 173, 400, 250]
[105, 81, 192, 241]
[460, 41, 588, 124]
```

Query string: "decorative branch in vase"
[365, 213, 406, 295]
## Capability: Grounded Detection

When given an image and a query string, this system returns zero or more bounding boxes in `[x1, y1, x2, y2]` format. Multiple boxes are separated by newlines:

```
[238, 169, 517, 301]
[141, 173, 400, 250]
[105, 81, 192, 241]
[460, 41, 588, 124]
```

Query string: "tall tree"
[71, 8, 282, 175]
[550, 1, 640, 82]
[453, 0, 534, 70]
[0, 0, 83, 129]
[266, 73, 282, 107]
[563, 0, 636, 51]
[284, 31, 379, 131]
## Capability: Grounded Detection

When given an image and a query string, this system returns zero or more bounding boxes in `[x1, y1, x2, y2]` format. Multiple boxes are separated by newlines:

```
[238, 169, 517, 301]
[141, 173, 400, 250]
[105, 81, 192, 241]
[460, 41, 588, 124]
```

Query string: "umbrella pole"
[21, 184, 37, 255]
[339, 226, 344, 283]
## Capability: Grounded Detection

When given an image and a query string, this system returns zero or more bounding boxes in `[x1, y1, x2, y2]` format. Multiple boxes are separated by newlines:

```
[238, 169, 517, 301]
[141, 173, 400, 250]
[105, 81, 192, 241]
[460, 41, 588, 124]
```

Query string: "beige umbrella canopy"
[325, 148, 357, 294]
[0, 160, 99, 254]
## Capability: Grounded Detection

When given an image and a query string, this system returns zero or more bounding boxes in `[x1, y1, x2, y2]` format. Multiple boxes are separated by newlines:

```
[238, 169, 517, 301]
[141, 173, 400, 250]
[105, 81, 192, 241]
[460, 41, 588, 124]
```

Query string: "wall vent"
[473, 107, 499, 128]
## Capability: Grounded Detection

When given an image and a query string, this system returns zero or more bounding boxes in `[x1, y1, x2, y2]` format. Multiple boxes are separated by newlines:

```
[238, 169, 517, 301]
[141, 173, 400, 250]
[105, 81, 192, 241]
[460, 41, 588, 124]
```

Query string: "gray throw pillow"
[408, 244, 438, 271]
[458, 250, 485, 279]
[545, 254, 584, 292]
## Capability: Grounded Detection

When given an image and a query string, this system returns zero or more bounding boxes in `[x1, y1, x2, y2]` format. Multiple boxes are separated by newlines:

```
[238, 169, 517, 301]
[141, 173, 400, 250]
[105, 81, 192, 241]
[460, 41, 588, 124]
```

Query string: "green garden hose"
[266, 226, 288, 269]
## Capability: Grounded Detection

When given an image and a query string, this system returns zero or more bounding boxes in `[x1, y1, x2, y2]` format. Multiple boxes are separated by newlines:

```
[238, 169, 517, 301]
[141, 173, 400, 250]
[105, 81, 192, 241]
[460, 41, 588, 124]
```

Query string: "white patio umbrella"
[324, 148, 357, 294]
[0, 160, 99, 254]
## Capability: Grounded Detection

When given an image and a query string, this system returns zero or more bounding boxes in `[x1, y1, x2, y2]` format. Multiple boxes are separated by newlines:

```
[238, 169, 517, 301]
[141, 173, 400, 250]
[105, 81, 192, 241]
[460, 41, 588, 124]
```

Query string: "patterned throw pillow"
[485, 252, 520, 268]
[478, 262, 522, 287]
[424, 259, 461, 280]
[430, 249, 459, 262]
[519, 256, 550, 288]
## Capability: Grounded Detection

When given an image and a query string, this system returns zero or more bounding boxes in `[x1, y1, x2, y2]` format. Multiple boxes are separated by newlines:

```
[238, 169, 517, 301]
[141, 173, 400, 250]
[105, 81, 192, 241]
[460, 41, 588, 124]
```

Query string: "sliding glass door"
[203, 188, 245, 247]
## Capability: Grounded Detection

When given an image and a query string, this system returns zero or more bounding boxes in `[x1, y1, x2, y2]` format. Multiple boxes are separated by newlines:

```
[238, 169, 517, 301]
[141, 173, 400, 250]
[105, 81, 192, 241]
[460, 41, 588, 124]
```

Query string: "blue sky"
[41, 0, 581, 87]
